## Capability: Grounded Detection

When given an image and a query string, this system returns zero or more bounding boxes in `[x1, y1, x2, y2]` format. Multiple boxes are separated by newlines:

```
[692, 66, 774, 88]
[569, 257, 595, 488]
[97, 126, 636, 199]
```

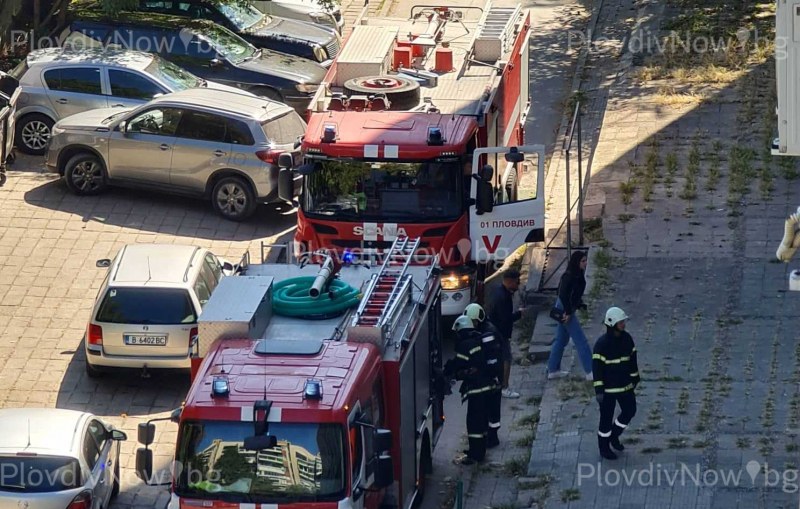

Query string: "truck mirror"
[475, 180, 494, 214]
[373, 428, 392, 453]
[277, 152, 294, 169]
[374, 454, 394, 489]
[138, 422, 155, 446]
[135, 448, 153, 481]
[278, 168, 294, 202]
[170, 407, 182, 424]
[243, 434, 278, 451]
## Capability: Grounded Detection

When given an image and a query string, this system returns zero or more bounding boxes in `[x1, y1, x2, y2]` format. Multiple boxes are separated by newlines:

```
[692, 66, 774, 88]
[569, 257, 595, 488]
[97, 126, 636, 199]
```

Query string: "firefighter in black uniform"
[451, 315, 492, 464]
[464, 303, 503, 448]
[593, 306, 639, 460]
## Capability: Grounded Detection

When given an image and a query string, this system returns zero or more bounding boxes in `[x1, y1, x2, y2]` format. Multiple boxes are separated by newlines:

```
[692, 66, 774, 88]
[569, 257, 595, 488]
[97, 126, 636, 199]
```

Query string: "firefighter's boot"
[610, 422, 626, 451]
[598, 435, 618, 460]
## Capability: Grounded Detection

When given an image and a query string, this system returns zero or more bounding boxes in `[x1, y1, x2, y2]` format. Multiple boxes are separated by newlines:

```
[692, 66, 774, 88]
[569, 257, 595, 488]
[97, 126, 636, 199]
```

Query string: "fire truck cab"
[276, 2, 545, 316]
[136, 238, 445, 509]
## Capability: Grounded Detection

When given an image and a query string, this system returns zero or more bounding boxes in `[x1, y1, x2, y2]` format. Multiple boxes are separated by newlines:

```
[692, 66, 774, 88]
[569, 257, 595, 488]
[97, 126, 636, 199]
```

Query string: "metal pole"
[577, 106, 584, 246]
[565, 145, 572, 261]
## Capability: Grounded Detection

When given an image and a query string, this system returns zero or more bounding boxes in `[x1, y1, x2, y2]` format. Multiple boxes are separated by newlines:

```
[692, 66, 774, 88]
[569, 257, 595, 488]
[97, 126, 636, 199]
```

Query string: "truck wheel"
[65, 153, 108, 195]
[413, 442, 432, 507]
[343, 76, 420, 110]
[16, 113, 54, 155]
[212, 176, 256, 221]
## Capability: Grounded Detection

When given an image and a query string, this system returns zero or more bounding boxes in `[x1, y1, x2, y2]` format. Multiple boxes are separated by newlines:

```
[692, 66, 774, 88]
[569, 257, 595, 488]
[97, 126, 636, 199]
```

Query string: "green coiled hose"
[272, 276, 361, 319]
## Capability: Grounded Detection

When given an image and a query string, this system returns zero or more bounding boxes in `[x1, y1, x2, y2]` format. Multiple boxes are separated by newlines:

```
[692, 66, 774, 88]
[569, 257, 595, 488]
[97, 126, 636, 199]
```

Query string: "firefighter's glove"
[595, 393, 604, 405]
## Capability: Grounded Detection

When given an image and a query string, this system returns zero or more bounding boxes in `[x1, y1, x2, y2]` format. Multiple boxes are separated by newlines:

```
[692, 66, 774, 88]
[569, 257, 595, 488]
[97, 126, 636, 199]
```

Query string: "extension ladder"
[352, 237, 420, 330]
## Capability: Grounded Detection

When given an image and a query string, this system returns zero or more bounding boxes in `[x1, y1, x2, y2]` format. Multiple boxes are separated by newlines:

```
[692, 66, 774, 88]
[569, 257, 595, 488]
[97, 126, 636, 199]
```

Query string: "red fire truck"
[136, 237, 446, 509]
[275, 2, 546, 317]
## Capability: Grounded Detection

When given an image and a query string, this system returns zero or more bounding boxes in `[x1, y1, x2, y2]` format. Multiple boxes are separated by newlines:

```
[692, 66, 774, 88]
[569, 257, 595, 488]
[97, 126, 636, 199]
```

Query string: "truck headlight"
[295, 83, 319, 94]
[441, 273, 471, 291]
[313, 45, 327, 62]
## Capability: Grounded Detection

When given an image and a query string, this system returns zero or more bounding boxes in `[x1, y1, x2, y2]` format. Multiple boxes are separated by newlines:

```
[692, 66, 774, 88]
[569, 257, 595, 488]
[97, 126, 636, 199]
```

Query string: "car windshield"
[0, 456, 81, 493]
[95, 287, 197, 324]
[145, 57, 201, 90]
[202, 24, 258, 64]
[218, 1, 266, 31]
[304, 159, 464, 221]
[175, 421, 345, 503]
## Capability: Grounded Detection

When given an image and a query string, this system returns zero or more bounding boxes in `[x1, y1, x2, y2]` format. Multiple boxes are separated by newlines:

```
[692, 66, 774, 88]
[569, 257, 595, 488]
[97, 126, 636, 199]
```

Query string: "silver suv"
[10, 47, 244, 155]
[45, 88, 306, 220]
[87, 243, 233, 377]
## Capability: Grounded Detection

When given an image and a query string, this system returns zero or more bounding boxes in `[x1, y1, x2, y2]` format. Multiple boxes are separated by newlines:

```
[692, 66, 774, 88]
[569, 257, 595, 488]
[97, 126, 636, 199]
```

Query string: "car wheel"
[64, 153, 108, 196]
[252, 86, 283, 102]
[343, 75, 421, 110]
[111, 459, 120, 499]
[212, 176, 256, 221]
[16, 113, 54, 155]
[85, 360, 104, 378]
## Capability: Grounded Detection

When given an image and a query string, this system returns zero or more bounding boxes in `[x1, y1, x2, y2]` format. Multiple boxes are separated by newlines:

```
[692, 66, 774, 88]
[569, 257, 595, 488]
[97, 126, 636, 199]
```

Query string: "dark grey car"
[60, 14, 326, 112]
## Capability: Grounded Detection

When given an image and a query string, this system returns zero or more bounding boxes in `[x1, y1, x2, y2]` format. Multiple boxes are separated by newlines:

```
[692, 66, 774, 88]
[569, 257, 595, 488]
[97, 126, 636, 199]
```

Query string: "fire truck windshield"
[175, 421, 346, 503]
[303, 160, 464, 222]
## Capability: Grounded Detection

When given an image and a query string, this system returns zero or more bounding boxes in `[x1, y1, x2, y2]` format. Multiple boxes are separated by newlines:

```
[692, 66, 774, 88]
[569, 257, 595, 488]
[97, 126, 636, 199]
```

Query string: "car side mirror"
[96, 259, 111, 268]
[374, 454, 394, 489]
[110, 429, 127, 441]
[475, 179, 494, 214]
[210, 58, 223, 68]
[138, 422, 155, 446]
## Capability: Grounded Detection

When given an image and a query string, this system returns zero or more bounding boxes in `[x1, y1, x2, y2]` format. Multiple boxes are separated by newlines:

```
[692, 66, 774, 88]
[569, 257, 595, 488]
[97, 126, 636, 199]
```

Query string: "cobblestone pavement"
[0, 153, 296, 507]
[526, 0, 800, 506]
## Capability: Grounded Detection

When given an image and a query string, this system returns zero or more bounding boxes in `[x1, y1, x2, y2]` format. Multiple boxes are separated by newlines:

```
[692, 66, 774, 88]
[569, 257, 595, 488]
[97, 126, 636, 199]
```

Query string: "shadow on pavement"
[56, 337, 190, 418]
[20, 174, 297, 242]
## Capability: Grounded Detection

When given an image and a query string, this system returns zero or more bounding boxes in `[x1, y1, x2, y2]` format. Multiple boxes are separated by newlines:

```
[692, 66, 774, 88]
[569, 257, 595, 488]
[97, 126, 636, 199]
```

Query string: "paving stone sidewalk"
[526, 0, 800, 507]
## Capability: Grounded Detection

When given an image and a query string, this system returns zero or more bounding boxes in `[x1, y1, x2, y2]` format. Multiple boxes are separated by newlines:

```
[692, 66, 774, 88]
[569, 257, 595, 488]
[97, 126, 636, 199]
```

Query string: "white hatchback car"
[0, 408, 126, 509]
[86, 244, 234, 377]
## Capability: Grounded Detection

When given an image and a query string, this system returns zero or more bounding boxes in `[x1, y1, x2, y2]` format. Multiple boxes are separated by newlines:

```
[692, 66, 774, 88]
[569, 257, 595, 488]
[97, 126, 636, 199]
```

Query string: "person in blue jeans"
[547, 250, 593, 380]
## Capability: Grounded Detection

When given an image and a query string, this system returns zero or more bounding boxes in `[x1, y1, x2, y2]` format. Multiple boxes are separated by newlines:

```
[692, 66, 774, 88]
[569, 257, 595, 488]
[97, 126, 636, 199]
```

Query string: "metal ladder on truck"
[351, 237, 420, 338]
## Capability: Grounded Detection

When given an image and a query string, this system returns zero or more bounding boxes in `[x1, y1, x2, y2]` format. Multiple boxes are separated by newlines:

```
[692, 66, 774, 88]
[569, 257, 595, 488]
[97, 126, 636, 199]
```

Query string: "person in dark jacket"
[486, 268, 526, 398]
[593, 306, 639, 460]
[464, 303, 503, 447]
[546, 250, 593, 380]
[451, 315, 492, 464]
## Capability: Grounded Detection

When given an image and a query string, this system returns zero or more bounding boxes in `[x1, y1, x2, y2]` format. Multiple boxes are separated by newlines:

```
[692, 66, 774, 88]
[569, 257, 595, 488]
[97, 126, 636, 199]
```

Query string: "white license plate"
[124, 334, 167, 346]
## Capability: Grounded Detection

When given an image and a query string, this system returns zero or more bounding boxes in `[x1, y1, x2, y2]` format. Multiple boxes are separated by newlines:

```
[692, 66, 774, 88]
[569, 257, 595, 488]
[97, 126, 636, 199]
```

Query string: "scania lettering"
[277, 2, 546, 316]
[135, 238, 445, 509]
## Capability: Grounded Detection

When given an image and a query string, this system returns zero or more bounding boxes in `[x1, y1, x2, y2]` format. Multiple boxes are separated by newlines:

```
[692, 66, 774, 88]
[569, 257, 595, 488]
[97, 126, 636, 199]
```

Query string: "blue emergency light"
[212, 376, 230, 397]
[304, 379, 323, 399]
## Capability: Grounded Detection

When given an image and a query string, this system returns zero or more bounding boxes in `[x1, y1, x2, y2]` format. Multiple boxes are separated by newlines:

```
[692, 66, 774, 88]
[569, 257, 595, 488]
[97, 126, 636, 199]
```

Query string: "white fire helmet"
[463, 303, 486, 323]
[452, 315, 475, 332]
[604, 307, 629, 327]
